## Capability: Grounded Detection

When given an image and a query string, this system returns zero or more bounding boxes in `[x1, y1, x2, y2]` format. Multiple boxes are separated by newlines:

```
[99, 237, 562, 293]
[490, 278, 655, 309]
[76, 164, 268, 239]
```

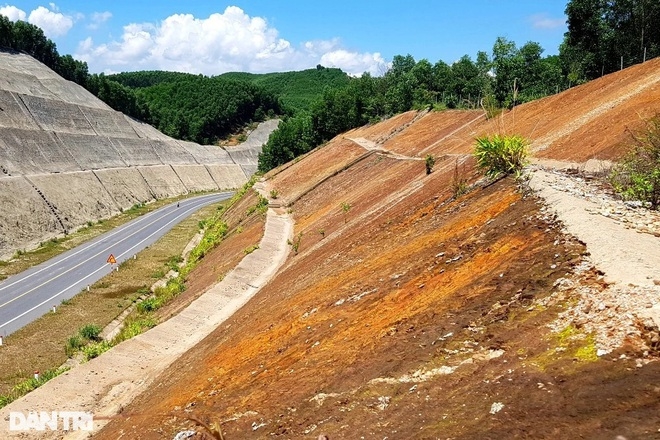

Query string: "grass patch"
[0, 367, 69, 409]
[0, 199, 222, 395]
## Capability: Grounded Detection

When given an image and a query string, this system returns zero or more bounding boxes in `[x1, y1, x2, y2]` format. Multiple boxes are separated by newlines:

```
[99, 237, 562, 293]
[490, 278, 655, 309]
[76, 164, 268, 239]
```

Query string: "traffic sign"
[107, 254, 116, 264]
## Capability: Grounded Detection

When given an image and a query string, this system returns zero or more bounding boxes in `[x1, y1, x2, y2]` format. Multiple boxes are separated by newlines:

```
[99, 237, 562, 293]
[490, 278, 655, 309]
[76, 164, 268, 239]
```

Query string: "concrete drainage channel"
[0, 199, 293, 439]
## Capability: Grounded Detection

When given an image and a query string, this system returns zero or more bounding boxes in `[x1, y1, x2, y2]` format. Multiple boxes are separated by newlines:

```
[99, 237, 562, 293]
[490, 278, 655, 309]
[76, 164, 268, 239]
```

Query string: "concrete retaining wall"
[28, 172, 120, 230]
[171, 164, 219, 192]
[80, 107, 140, 138]
[21, 95, 96, 135]
[206, 164, 247, 189]
[137, 165, 188, 199]
[0, 50, 274, 257]
[0, 68, 57, 99]
[125, 116, 173, 141]
[151, 140, 197, 164]
[94, 168, 157, 210]
[40, 79, 109, 109]
[0, 176, 62, 259]
[109, 138, 162, 166]
[0, 90, 41, 130]
[55, 133, 127, 169]
[178, 140, 234, 164]
[0, 129, 81, 174]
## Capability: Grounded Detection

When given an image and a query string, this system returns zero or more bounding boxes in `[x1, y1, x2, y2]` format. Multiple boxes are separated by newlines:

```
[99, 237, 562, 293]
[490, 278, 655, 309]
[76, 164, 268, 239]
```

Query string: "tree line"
[0, 16, 283, 144]
[2, 0, 659, 169]
[260, 0, 660, 171]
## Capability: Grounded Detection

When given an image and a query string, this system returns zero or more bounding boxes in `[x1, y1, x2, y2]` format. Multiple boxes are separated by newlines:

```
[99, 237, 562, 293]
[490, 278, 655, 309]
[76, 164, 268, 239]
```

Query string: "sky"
[1, 1, 569, 76]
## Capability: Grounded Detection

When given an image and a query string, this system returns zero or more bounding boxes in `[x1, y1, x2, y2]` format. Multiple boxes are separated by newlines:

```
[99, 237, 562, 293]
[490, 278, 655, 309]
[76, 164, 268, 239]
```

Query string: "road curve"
[0, 192, 232, 337]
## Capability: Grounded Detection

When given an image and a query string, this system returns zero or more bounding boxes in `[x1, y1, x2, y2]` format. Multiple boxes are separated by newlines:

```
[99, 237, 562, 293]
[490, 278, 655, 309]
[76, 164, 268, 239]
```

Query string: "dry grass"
[0, 200, 223, 395]
[0, 195, 197, 279]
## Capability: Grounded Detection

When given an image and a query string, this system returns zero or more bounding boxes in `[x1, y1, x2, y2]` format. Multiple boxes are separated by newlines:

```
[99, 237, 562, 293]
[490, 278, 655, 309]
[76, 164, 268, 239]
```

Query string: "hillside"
[220, 66, 350, 111]
[0, 49, 276, 260]
[3, 57, 655, 439]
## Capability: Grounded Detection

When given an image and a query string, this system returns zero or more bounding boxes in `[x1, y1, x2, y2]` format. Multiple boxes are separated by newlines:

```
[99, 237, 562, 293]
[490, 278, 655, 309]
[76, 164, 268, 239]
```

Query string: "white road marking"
[0, 193, 230, 329]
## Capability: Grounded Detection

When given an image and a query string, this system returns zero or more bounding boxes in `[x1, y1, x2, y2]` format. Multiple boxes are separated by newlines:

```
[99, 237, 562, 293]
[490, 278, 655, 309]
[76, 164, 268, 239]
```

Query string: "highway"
[0, 192, 232, 337]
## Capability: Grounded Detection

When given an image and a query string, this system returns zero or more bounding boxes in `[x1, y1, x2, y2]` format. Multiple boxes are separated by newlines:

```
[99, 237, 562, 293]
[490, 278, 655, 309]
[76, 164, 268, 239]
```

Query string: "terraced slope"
[91, 59, 660, 439]
[0, 50, 276, 259]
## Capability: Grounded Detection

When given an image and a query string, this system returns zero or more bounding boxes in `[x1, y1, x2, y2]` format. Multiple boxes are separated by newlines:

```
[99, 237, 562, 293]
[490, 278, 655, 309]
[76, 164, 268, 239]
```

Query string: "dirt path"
[529, 165, 660, 354]
[0, 204, 293, 439]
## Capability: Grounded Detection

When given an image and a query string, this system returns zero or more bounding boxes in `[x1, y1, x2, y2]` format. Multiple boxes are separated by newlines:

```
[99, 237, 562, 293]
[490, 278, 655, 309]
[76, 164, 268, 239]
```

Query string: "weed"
[65, 335, 85, 357]
[474, 134, 529, 179]
[137, 297, 158, 313]
[451, 159, 469, 198]
[319, 229, 325, 239]
[79, 324, 102, 341]
[166, 255, 183, 272]
[425, 154, 436, 175]
[340, 201, 351, 223]
[288, 232, 303, 255]
[609, 114, 660, 209]
[270, 189, 279, 199]
[0, 367, 69, 409]
[82, 341, 111, 361]
[244, 244, 259, 254]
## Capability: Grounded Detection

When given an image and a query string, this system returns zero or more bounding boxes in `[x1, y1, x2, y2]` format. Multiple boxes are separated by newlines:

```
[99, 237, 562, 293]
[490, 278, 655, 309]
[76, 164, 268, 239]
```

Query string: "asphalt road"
[0, 192, 232, 337]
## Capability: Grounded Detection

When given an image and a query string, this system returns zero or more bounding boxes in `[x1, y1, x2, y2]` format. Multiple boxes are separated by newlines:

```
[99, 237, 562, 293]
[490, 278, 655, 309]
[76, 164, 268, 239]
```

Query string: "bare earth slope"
[2, 51, 660, 440]
[84, 59, 660, 439]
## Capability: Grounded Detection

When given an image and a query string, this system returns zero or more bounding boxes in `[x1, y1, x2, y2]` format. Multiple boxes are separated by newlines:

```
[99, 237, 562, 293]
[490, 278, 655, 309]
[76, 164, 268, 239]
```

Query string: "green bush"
[474, 134, 529, 178]
[65, 335, 85, 357]
[425, 154, 436, 175]
[610, 115, 660, 210]
[137, 297, 158, 313]
[79, 324, 102, 341]
[82, 341, 111, 361]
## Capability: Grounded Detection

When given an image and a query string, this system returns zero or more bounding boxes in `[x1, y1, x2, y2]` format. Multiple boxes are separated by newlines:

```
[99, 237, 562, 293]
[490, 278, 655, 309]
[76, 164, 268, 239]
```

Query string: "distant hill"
[111, 66, 351, 114]
[219, 66, 351, 112]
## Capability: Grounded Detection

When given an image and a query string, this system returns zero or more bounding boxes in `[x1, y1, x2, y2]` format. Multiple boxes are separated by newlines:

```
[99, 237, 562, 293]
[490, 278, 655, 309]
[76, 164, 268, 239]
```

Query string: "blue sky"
[2, 1, 568, 75]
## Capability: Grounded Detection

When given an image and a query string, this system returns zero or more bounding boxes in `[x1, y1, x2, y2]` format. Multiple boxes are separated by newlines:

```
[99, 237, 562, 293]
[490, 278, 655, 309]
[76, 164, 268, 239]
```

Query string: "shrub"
[82, 341, 111, 361]
[425, 154, 436, 175]
[65, 335, 85, 357]
[474, 134, 529, 178]
[79, 324, 102, 341]
[609, 115, 660, 209]
[137, 297, 158, 313]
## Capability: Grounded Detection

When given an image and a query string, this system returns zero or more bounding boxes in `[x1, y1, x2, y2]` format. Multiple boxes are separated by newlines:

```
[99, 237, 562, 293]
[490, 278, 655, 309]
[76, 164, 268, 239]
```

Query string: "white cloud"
[319, 49, 387, 77]
[87, 11, 111, 30]
[75, 6, 387, 76]
[529, 13, 565, 30]
[28, 4, 74, 37]
[0, 5, 26, 21]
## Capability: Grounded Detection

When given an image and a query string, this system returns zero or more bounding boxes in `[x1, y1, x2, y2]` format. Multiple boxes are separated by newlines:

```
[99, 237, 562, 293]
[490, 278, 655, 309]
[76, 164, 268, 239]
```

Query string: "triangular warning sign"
[107, 254, 117, 264]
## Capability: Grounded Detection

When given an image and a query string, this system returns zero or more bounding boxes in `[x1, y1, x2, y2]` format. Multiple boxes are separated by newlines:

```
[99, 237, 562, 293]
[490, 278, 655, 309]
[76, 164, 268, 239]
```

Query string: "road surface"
[0, 192, 232, 337]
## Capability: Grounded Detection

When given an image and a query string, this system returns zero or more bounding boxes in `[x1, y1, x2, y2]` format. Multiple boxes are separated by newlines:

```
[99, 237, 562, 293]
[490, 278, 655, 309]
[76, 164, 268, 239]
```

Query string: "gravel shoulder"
[528, 164, 660, 355]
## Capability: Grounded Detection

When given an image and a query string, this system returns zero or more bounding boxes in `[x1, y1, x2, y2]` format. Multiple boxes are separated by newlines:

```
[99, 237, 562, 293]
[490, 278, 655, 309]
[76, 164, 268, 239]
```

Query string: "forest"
[1, 0, 659, 169]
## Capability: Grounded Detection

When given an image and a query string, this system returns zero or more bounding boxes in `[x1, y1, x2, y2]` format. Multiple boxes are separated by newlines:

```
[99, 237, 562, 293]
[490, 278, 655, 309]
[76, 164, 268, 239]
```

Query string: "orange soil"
[97, 59, 660, 439]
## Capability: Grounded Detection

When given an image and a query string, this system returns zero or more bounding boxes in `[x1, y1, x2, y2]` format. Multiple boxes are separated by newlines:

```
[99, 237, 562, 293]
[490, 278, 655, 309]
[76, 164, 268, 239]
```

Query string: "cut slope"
[0, 50, 277, 258]
[94, 58, 660, 439]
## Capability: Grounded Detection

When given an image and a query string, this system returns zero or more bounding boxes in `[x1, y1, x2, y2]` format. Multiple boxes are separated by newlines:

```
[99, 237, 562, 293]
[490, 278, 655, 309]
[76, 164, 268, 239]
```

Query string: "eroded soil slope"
[97, 59, 660, 439]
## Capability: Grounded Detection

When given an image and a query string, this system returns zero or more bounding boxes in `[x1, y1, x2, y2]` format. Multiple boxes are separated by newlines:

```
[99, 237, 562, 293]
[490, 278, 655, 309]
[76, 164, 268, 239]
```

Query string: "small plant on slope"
[473, 134, 529, 179]
[425, 154, 436, 175]
[609, 114, 660, 210]
[340, 201, 351, 224]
